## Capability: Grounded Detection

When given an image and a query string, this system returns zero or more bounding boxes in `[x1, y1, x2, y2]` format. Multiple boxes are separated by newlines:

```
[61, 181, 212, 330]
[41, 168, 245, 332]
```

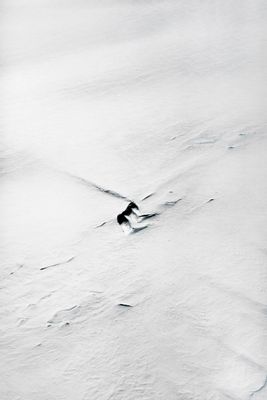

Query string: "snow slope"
[0, 1, 266, 399]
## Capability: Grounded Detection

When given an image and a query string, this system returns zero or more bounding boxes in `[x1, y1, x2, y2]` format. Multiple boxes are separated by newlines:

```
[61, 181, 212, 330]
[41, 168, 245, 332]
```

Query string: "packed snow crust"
[0, 1, 266, 399]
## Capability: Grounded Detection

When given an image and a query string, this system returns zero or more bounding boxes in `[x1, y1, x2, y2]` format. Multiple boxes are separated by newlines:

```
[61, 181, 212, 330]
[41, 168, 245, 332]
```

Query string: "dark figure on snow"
[117, 212, 132, 233]
[128, 202, 139, 211]
[125, 201, 140, 218]
[117, 202, 139, 231]
[117, 212, 130, 226]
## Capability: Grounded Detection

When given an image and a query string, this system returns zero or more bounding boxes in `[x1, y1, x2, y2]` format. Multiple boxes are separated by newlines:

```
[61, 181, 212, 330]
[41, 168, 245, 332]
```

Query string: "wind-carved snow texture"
[250, 375, 267, 399]
[64, 172, 130, 201]
[40, 256, 75, 271]
[0, 1, 267, 400]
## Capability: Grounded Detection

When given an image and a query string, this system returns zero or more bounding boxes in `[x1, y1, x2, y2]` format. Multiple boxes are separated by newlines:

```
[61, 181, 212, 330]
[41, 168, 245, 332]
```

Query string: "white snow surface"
[0, 1, 267, 399]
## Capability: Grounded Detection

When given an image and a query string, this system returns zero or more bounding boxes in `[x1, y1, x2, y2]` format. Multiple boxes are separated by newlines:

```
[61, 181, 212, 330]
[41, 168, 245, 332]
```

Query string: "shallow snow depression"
[0, 1, 266, 399]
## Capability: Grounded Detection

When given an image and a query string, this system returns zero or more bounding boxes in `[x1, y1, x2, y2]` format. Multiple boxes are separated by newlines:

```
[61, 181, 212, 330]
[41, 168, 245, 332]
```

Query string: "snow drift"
[0, 1, 266, 399]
